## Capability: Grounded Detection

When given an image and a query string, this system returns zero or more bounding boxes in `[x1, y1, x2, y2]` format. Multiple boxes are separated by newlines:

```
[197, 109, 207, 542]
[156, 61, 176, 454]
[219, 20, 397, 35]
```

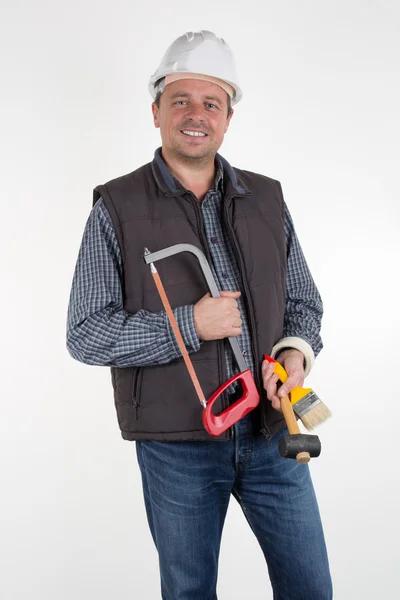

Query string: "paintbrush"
[264, 355, 331, 430]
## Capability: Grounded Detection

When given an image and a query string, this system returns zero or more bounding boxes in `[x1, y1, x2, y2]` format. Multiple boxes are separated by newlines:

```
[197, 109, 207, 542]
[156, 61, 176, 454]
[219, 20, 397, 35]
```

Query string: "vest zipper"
[223, 197, 272, 438]
[188, 192, 232, 440]
[132, 368, 141, 420]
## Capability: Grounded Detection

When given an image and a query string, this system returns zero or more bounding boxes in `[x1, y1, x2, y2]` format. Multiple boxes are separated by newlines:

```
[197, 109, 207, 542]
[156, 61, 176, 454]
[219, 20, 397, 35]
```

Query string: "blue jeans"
[136, 414, 332, 599]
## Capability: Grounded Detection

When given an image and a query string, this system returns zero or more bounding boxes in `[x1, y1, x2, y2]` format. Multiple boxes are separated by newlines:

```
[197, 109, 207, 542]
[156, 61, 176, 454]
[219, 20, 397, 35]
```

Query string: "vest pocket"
[132, 367, 142, 419]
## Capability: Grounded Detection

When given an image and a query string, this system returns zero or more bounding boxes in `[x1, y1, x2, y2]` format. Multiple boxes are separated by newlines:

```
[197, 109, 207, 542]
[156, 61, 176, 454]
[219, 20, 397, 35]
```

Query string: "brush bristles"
[300, 402, 331, 431]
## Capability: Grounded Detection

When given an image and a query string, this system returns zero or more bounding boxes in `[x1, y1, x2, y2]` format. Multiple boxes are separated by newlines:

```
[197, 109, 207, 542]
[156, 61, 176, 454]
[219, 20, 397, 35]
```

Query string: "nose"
[186, 101, 206, 122]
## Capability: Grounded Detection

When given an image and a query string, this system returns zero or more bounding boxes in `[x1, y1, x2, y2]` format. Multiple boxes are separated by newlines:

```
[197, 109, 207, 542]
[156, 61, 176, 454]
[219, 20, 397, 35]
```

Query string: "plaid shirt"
[67, 151, 323, 378]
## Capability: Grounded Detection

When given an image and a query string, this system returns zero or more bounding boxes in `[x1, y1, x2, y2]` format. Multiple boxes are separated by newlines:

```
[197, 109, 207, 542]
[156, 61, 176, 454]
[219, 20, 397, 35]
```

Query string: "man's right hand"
[193, 291, 242, 341]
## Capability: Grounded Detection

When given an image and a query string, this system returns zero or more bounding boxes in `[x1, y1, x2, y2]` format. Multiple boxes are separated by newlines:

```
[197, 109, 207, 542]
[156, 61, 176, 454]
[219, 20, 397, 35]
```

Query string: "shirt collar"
[153, 147, 224, 196]
[151, 146, 250, 198]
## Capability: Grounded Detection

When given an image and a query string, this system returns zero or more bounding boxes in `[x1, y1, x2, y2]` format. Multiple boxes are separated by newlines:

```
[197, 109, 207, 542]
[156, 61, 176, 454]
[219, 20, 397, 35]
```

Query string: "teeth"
[182, 130, 206, 137]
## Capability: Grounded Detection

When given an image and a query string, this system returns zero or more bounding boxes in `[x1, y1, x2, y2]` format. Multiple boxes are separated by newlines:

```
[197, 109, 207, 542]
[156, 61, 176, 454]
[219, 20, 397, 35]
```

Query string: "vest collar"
[151, 147, 251, 198]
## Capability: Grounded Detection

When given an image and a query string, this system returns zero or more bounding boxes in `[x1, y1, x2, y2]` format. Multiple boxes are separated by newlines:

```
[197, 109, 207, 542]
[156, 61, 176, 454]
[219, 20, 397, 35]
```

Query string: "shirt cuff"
[166, 305, 201, 358]
[271, 336, 315, 377]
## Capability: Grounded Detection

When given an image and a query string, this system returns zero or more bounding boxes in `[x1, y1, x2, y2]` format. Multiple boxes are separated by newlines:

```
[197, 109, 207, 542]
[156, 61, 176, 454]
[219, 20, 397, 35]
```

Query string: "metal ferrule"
[292, 391, 321, 418]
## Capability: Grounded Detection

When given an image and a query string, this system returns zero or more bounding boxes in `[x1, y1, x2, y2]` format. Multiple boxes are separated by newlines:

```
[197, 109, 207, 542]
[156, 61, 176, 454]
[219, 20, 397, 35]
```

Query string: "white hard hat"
[149, 30, 242, 105]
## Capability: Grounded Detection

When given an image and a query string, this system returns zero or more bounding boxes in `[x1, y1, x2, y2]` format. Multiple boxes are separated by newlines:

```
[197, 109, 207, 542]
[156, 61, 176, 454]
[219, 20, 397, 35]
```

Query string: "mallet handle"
[281, 396, 311, 465]
[281, 395, 300, 435]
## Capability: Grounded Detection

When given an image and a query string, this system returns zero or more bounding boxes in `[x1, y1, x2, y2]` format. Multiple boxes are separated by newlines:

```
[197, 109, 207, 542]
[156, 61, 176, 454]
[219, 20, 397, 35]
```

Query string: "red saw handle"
[202, 369, 260, 436]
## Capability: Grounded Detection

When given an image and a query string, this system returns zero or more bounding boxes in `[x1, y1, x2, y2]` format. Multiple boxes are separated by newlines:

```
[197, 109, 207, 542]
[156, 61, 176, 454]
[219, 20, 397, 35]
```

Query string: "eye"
[174, 100, 187, 105]
[206, 103, 218, 109]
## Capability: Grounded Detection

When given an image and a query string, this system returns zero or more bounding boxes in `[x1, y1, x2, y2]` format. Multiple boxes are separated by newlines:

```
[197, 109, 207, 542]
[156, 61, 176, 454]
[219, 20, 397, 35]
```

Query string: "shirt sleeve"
[282, 202, 324, 358]
[66, 198, 201, 367]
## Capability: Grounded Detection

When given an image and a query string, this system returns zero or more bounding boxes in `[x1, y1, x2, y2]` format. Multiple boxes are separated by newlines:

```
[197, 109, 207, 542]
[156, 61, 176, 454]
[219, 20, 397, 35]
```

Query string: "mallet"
[266, 357, 322, 464]
[279, 396, 321, 463]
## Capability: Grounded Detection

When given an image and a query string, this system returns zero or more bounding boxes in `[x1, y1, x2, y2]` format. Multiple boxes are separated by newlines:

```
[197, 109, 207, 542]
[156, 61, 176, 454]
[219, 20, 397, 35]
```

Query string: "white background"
[1, 0, 399, 598]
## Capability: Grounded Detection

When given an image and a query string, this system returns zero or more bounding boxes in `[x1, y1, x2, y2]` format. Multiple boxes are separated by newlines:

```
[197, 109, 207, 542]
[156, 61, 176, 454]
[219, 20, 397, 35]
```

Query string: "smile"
[181, 130, 208, 137]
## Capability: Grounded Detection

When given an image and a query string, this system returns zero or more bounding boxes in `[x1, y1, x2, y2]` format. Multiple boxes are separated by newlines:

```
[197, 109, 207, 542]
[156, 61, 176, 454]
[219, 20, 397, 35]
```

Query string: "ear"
[224, 108, 234, 133]
[152, 102, 160, 128]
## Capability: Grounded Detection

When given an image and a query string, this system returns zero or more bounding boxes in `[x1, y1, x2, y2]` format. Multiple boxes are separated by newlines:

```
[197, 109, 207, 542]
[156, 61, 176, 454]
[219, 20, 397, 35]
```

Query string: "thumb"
[277, 373, 303, 398]
[219, 290, 241, 298]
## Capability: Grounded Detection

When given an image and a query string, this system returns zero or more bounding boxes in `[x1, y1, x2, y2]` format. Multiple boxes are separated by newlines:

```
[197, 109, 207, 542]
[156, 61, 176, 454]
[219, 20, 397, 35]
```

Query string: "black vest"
[93, 152, 287, 441]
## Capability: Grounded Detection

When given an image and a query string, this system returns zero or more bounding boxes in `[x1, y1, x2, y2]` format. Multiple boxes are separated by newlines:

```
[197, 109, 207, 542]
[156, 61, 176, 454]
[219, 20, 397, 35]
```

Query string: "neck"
[161, 147, 217, 202]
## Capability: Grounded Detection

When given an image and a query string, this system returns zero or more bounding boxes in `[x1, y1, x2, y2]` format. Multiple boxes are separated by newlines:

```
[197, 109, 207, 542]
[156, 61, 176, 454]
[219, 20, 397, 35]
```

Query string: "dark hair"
[154, 89, 233, 117]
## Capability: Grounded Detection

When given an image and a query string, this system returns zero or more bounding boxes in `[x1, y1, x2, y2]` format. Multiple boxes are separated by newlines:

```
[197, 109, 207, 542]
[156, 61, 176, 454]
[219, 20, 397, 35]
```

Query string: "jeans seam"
[232, 489, 280, 596]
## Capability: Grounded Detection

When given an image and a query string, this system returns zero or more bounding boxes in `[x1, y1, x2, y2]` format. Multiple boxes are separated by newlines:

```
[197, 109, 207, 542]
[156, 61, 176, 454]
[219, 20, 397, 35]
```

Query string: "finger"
[229, 327, 243, 336]
[220, 290, 241, 298]
[271, 395, 282, 412]
[224, 298, 239, 308]
[221, 301, 239, 315]
[262, 360, 275, 379]
[264, 373, 279, 400]
[225, 302, 239, 313]
[277, 370, 304, 398]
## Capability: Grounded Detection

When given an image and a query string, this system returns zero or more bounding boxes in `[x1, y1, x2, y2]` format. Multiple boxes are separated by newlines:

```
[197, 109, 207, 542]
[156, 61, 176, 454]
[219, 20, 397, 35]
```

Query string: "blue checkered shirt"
[67, 152, 323, 379]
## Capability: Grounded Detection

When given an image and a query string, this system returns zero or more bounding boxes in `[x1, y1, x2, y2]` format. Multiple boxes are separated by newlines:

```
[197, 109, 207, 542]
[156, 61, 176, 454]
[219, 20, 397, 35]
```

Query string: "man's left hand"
[261, 349, 305, 412]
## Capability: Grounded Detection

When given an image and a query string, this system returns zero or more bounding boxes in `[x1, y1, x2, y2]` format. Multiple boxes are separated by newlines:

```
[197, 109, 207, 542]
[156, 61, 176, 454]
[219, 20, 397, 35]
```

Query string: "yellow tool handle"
[273, 360, 289, 383]
[273, 362, 300, 434]
[272, 362, 312, 406]
[274, 362, 300, 435]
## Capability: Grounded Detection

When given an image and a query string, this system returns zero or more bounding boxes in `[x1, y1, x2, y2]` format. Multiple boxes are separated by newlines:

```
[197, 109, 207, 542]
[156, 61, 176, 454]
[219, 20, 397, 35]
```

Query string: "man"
[67, 30, 332, 599]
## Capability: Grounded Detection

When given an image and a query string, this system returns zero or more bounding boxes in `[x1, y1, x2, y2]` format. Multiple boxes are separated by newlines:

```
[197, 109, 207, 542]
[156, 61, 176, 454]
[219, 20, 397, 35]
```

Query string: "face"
[152, 78, 234, 162]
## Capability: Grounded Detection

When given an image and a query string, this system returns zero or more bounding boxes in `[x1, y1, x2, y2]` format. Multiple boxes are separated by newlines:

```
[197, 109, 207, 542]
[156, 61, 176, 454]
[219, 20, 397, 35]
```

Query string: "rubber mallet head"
[279, 433, 321, 464]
